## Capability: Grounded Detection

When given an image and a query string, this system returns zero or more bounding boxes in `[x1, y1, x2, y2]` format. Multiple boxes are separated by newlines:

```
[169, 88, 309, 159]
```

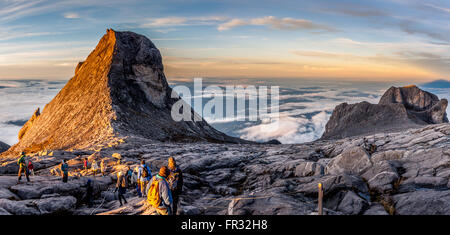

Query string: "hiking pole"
[318, 182, 323, 215]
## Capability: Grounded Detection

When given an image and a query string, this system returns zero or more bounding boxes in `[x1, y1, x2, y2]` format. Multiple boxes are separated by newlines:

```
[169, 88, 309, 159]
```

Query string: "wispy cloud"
[397, 19, 449, 43]
[217, 19, 246, 31]
[0, 25, 60, 41]
[218, 16, 336, 32]
[422, 3, 450, 14]
[141, 16, 227, 28]
[63, 12, 80, 19]
[0, 0, 140, 22]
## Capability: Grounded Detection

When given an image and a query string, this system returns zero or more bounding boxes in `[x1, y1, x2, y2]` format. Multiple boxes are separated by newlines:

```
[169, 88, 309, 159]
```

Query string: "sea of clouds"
[1, 78, 448, 146]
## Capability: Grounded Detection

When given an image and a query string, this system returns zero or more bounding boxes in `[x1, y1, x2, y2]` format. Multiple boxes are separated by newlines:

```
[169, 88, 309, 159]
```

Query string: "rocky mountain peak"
[1, 29, 248, 157]
[322, 85, 448, 139]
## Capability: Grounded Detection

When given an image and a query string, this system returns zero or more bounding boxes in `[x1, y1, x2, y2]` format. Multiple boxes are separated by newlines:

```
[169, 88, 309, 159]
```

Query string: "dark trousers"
[18, 166, 30, 182]
[62, 172, 68, 182]
[118, 187, 127, 205]
[173, 194, 179, 215]
[86, 194, 93, 208]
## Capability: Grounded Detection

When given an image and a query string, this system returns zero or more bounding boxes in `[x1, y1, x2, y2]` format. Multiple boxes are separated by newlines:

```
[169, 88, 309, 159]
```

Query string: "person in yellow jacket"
[17, 152, 30, 183]
[146, 166, 173, 215]
[100, 159, 106, 176]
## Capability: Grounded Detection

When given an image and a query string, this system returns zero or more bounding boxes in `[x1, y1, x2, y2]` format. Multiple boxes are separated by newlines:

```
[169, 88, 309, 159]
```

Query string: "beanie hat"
[159, 166, 169, 178]
[168, 157, 176, 170]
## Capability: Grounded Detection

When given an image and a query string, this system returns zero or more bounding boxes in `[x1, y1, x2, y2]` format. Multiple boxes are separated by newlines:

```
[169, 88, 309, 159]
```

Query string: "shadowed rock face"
[322, 85, 448, 140]
[0, 142, 9, 154]
[1, 29, 248, 156]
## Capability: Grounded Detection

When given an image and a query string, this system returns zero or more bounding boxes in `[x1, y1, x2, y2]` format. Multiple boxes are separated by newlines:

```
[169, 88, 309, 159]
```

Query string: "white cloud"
[238, 111, 331, 144]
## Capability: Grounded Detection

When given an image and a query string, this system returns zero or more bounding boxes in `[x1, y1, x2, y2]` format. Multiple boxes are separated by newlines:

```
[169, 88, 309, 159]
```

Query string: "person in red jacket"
[28, 161, 35, 176]
[83, 158, 88, 171]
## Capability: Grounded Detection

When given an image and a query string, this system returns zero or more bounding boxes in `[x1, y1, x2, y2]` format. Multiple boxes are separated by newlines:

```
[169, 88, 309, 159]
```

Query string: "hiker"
[100, 159, 106, 176]
[28, 160, 35, 176]
[126, 167, 133, 188]
[17, 152, 30, 183]
[135, 166, 142, 197]
[115, 171, 128, 206]
[131, 169, 137, 188]
[167, 157, 183, 215]
[85, 179, 93, 208]
[61, 160, 69, 183]
[138, 160, 152, 197]
[91, 159, 99, 177]
[83, 158, 88, 171]
[146, 166, 173, 215]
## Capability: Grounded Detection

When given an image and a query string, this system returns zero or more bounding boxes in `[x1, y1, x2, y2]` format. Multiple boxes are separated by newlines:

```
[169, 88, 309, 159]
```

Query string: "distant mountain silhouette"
[421, 79, 450, 89]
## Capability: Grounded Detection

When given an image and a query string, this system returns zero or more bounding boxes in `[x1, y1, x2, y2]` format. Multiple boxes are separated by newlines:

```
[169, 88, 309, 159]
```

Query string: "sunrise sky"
[0, 0, 449, 81]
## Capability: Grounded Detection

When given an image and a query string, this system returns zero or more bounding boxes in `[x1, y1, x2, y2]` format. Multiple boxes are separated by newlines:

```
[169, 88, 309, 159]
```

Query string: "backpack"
[147, 177, 161, 208]
[17, 155, 25, 167]
[142, 166, 149, 178]
[168, 170, 180, 191]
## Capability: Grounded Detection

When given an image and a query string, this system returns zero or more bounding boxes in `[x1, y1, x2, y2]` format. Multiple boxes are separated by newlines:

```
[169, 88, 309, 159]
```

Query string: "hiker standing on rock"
[83, 158, 88, 171]
[167, 157, 183, 215]
[91, 159, 99, 177]
[17, 152, 30, 183]
[61, 160, 69, 183]
[100, 159, 106, 176]
[115, 171, 128, 206]
[147, 166, 173, 215]
[138, 160, 152, 197]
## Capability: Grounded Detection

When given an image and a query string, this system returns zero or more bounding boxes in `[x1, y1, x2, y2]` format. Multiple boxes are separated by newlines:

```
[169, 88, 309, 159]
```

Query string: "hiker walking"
[85, 179, 94, 208]
[91, 159, 99, 177]
[61, 160, 69, 183]
[100, 159, 106, 176]
[28, 160, 35, 176]
[17, 152, 30, 183]
[115, 171, 128, 206]
[167, 157, 183, 215]
[146, 166, 173, 215]
[138, 160, 152, 197]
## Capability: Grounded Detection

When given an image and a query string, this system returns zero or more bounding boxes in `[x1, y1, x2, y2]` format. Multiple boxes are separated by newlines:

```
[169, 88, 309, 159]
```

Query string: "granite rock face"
[322, 85, 448, 139]
[1, 29, 248, 158]
[379, 85, 448, 124]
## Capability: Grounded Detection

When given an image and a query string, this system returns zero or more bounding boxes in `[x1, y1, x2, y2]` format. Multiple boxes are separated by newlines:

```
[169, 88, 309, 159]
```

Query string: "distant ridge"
[421, 79, 450, 89]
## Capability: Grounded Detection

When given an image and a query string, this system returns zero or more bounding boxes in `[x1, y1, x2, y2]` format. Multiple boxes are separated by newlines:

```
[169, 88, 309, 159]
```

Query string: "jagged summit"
[322, 85, 448, 140]
[2, 29, 248, 156]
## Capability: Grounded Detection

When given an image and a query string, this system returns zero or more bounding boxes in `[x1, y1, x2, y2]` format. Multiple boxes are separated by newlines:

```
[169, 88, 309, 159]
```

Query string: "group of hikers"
[82, 158, 107, 177]
[114, 157, 183, 215]
[17, 151, 183, 215]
